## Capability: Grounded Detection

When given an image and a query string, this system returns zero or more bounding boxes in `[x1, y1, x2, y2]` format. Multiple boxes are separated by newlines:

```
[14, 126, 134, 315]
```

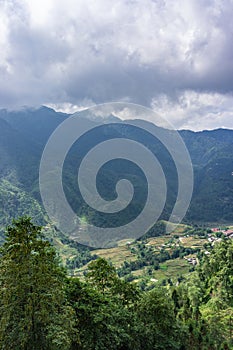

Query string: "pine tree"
[0, 217, 76, 350]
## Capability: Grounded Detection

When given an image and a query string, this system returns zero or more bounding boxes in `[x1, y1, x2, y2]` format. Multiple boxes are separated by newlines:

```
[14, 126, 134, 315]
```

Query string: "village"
[184, 226, 233, 267]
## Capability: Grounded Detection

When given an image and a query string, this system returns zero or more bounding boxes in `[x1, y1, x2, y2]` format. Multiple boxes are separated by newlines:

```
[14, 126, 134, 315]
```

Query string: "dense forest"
[0, 217, 232, 350]
[1, 106, 233, 243]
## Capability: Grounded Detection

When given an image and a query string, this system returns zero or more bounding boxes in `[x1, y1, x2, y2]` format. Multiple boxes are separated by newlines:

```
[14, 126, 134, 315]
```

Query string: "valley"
[71, 221, 233, 288]
[1, 106, 233, 277]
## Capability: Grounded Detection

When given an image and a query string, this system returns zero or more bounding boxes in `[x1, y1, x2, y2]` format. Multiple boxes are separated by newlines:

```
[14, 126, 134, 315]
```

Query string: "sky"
[1, 0, 233, 130]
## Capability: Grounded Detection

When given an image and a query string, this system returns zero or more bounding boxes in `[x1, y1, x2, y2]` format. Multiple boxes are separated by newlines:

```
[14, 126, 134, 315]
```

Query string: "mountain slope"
[0, 106, 233, 244]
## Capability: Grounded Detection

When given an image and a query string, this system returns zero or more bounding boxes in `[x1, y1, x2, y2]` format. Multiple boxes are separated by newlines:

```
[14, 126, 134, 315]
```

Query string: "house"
[223, 230, 233, 236]
[211, 227, 221, 232]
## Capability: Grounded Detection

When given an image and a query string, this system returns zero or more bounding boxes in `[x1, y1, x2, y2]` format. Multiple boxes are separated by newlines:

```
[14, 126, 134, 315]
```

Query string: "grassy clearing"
[131, 267, 147, 277]
[151, 258, 191, 283]
[90, 245, 137, 267]
[130, 257, 191, 284]
[146, 236, 172, 247]
[179, 236, 207, 248]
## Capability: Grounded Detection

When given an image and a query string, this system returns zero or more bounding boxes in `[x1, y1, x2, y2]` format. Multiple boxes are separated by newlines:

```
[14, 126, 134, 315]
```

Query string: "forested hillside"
[0, 218, 232, 349]
[1, 106, 233, 242]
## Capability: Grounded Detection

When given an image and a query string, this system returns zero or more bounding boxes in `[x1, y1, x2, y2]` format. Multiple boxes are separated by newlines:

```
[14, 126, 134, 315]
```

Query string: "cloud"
[151, 91, 233, 130]
[0, 0, 233, 129]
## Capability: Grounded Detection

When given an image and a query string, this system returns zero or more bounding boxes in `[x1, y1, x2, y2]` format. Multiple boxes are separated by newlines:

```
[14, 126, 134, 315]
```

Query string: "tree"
[136, 288, 182, 350]
[86, 257, 117, 293]
[0, 217, 76, 350]
[66, 277, 140, 350]
[197, 240, 233, 349]
[175, 239, 233, 349]
[66, 258, 142, 349]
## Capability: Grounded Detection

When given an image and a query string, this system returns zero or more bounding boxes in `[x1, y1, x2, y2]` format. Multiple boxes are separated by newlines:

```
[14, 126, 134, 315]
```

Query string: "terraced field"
[74, 222, 212, 286]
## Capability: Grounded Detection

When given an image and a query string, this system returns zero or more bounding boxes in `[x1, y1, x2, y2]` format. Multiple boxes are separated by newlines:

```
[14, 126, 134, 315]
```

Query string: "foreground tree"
[175, 239, 233, 349]
[66, 258, 141, 350]
[0, 217, 76, 350]
[136, 288, 182, 350]
[198, 239, 233, 349]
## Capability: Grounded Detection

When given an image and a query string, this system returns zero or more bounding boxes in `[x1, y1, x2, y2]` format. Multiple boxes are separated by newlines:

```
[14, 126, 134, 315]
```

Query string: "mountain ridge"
[0, 106, 233, 244]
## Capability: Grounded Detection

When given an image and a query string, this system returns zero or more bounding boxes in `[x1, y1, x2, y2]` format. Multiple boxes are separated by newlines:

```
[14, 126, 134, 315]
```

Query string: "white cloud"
[1, 0, 233, 129]
[151, 91, 233, 130]
[48, 99, 96, 114]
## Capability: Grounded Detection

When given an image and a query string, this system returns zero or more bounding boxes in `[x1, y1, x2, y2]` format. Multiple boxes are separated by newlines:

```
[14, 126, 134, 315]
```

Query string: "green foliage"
[86, 257, 118, 292]
[0, 179, 45, 240]
[66, 253, 98, 271]
[0, 218, 232, 350]
[66, 277, 140, 350]
[199, 239, 233, 305]
[136, 288, 182, 350]
[198, 240, 233, 349]
[0, 217, 76, 350]
[174, 239, 233, 349]
[67, 259, 181, 350]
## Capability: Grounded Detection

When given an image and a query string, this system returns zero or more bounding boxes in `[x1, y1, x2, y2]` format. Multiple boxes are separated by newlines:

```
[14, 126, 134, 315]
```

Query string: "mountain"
[180, 129, 233, 222]
[0, 106, 233, 246]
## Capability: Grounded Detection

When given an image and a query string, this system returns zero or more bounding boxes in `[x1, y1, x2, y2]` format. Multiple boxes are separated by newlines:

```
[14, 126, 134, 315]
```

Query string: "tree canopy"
[0, 217, 232, 349]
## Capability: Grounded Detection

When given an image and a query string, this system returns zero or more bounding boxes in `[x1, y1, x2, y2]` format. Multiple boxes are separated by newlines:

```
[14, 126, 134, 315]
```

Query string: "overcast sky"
[1, 0, 233, 130]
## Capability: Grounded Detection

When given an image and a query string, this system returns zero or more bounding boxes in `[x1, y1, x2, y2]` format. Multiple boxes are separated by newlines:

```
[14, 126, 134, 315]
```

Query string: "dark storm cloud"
[1, 0, 233, 129]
